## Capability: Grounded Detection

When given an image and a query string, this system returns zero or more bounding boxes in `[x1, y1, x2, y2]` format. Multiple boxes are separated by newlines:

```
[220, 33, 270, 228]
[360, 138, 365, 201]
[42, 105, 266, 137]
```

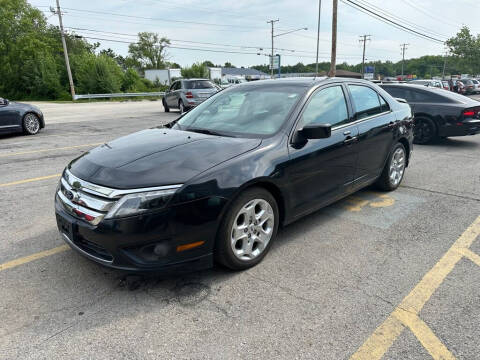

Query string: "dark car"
[55, 78, 413, 273]
[0, 97, 44, 136]
[380, 84, 480, 144]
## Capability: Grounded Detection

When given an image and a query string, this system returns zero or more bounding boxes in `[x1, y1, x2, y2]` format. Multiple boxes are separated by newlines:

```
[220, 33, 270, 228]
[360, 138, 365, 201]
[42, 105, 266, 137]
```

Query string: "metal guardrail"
[73, 92, 165, 100]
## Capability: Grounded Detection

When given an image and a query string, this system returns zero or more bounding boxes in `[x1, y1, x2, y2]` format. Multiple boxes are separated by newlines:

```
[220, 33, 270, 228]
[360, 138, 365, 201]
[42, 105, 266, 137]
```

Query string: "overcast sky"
[30, 0, 480, 68]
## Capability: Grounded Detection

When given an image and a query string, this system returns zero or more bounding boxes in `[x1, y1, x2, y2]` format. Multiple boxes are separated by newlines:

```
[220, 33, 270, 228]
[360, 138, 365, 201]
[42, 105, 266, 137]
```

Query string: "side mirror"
[300, 123, 331, 139]
[292, 123, 331, 148]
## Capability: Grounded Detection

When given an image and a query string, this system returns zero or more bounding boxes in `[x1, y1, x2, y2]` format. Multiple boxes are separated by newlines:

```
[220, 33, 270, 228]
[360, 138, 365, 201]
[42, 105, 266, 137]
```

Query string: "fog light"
[153, 243, 169, 257]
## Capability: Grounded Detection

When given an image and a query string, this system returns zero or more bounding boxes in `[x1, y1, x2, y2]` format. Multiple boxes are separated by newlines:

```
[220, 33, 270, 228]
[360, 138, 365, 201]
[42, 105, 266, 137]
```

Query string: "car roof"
[183, 78, 211, 81]
[234, 77, 375, 88]
[380, 83, 478, 104]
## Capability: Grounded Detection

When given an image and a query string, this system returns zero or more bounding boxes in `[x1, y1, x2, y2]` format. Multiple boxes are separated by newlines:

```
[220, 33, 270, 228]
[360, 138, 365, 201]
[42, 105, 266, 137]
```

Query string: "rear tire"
[179, 100, 185, 114]
[413, 117, 436, 144]
[23, 113, 40, 135]
[162, 98, 170, 112]
[215, 187, 279, 271]
[376, 142, 407, 191]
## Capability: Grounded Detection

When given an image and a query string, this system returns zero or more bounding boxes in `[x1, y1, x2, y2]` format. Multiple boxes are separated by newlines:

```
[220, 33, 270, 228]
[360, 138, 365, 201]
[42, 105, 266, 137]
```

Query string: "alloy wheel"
[389, 147, 406, 186]
[24, 113, 40, 134]
[230, 199, 275, 261]
[414, 119, 434, 143]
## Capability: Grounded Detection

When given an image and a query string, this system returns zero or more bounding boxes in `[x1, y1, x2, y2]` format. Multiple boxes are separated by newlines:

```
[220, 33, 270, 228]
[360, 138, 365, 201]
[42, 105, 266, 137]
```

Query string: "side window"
[298, 86, 349, 128]
[348, 85, 383, 119]
[379, 95, 390, 112]
[169, 82, 178, 91]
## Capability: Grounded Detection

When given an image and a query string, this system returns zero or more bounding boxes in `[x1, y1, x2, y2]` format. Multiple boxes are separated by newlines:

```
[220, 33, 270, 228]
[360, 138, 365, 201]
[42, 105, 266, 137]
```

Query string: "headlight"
[105, 189, 178, 218]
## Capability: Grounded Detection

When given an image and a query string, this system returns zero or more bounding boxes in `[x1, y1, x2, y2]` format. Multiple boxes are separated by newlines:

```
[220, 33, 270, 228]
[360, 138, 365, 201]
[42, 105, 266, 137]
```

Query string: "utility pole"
[328, 0, 338, 77]
[315, 0, 322, 75]
[442, 49, 448, 79]
[54, 0, 75, 99]
[400, 43, 409, 78]
[267, 19, 279, 78]
[359, 35, 371, 78]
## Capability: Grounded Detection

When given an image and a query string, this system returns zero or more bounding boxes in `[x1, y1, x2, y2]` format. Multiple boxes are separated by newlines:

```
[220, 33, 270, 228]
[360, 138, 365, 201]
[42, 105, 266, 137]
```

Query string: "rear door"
[286, 84, 359, 217]
[347, 84, 397, 185]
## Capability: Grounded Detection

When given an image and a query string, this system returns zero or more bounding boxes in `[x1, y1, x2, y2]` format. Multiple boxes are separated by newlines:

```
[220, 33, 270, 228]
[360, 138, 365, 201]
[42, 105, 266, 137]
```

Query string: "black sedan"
[380, 84, 480, 144]
[55, 78, 413, 273]
[0, 97, 44, 136]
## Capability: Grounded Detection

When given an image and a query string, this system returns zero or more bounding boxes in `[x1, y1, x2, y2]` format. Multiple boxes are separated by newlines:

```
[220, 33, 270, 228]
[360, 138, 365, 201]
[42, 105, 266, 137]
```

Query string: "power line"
[340, 0, 445, 44]
[353, 0, 448, 40]
[62, 7, 267, 29]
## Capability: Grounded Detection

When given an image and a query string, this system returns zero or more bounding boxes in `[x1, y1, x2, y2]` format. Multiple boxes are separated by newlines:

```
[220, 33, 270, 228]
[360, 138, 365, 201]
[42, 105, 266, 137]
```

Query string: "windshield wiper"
[185, 127, 232, 137]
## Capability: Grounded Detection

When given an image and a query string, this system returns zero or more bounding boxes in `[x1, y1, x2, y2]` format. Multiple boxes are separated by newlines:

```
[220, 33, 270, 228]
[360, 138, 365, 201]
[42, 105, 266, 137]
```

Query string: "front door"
[286, 84, 359, 218]
[0, 99, 20, 131]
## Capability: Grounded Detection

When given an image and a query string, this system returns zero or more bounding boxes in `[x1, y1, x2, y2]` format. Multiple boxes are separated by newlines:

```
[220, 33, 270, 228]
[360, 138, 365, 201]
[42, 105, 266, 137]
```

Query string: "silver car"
[162, 79, 218, 113]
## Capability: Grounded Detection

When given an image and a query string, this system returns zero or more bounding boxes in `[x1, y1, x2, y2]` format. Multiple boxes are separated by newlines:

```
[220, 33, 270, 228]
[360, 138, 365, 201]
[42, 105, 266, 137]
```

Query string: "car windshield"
[184, 80, 216, 89]
[173, 84, 305, 137]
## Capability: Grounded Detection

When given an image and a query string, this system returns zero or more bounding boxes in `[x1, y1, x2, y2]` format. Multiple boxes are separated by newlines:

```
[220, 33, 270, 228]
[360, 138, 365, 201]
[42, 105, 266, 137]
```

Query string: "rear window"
[184, 80, 215, 89]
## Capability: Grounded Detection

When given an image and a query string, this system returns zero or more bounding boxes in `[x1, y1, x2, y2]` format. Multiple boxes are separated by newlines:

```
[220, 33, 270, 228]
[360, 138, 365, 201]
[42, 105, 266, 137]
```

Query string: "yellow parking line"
[457, 248, 480, 267]
[0, 245, 70, 272]
[0, 174, 61, 187]
[0, 142, 103, 158]
[350, 215, 480, 360]
[393, 309, 455, 360]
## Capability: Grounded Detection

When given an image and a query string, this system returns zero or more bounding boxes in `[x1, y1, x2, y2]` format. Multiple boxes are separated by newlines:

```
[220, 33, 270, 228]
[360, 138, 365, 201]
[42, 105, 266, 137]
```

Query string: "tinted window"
[184, 80, 216, 89]
[298, 86, 349, 128]
[169, 82, 178, 91]
[381, 86, 409, 100]
[348, 85, 383, 119]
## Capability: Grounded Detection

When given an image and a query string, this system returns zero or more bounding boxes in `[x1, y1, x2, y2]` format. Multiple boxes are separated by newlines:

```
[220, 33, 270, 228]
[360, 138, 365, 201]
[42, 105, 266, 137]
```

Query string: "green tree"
[128, 32, 170, 70]
[181, 62, 209, 78]
[446, 26, 480, 74]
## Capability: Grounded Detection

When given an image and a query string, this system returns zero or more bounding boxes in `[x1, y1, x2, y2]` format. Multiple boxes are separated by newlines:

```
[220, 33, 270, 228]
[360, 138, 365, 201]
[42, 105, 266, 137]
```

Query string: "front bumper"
[55, 192, 227, 272]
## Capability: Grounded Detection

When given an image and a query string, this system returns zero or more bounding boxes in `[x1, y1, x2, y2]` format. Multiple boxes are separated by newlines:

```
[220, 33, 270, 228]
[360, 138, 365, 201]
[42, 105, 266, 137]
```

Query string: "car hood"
[68, 128, 261, 189]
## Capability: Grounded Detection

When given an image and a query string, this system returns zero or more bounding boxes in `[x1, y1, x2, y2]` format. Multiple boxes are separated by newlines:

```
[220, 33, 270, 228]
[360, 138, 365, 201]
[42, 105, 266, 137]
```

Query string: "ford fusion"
[55, 78, 413, 272]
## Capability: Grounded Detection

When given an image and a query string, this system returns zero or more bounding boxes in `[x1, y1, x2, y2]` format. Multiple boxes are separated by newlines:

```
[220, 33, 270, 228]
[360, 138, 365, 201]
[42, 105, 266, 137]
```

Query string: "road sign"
[270, 55, 280, 70]
[363, 72, 374, 80]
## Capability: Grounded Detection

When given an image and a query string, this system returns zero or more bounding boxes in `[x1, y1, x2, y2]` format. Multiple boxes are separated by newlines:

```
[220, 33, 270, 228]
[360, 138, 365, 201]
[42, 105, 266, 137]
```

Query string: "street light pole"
[267, 19, 279, 78]
[55, 0, 75, 99]
[315, 0, 322, 75]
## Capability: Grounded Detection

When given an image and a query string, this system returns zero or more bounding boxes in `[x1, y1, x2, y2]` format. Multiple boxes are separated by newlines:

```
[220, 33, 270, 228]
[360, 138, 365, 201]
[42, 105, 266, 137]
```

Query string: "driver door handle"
[343, 136, 358, 145]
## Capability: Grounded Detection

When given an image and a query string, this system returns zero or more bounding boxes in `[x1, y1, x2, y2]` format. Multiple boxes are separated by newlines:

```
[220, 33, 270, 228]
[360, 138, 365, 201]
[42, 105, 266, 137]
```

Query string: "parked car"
[460, 79, 476, 95]
[380, 84, 480, 144]
[409, 79, 443, 88]
[0, 97, 44, 136]
[220, 77, 248, 88]
[469, 79, 480, 93]
[441, 80, 450, 91]
[163, 79, 218, 114]
[55, 78, 413, 272]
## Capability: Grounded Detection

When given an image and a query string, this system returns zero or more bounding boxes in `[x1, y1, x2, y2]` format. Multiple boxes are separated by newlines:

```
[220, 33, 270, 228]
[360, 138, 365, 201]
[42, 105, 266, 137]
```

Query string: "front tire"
[376, 142, 407, 191]
[162, 98, 170, 112]
[216, 187, 279, 270]
[23, 113, 40, 135]
[413, 117, 436, 144]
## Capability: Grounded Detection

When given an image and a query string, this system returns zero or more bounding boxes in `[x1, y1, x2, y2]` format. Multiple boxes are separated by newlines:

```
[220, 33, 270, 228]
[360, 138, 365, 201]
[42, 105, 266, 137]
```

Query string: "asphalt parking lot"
[1, 100, 480, 359]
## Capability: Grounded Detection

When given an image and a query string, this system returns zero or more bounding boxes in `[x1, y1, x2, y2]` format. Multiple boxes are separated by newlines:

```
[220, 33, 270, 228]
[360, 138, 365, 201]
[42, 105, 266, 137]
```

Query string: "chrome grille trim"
[64, 169, 183, 199]
[60, 177, 113, 212]
[57, 190, 105, 225]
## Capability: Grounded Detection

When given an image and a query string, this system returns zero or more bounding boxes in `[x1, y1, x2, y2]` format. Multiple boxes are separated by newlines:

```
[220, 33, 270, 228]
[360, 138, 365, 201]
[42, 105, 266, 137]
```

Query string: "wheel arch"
[397, 137, 411, 166]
